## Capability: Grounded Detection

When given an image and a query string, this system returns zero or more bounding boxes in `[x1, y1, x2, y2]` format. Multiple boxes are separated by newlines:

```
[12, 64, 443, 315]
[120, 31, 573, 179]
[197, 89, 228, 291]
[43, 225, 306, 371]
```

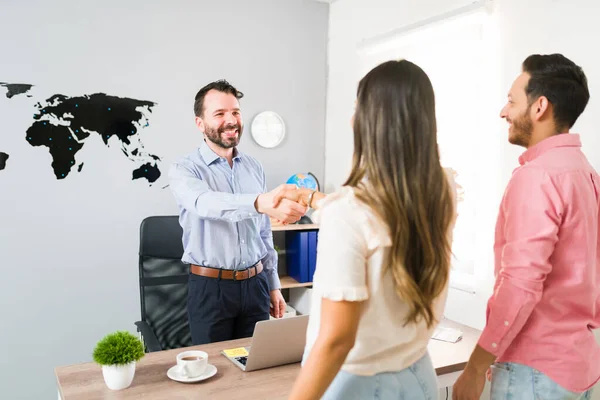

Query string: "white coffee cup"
[176, 350, 208, 378]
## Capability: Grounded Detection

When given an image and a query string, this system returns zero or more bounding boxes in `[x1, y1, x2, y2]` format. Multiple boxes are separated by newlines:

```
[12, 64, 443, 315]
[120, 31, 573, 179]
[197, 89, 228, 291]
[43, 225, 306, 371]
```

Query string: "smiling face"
[500, 72, 534, 148]
[196, 89, 243, 149]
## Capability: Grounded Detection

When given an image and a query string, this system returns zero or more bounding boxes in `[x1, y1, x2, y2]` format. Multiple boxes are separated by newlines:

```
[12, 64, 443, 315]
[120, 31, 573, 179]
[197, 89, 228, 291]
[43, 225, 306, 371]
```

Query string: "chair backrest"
[138, 216, 192, 350]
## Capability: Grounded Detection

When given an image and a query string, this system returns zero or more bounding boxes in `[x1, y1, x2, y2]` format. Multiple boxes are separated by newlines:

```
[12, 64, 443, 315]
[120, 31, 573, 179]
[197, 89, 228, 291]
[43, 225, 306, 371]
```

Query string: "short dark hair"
[193, 79, 244, 117]
[522, 53, 590, 130]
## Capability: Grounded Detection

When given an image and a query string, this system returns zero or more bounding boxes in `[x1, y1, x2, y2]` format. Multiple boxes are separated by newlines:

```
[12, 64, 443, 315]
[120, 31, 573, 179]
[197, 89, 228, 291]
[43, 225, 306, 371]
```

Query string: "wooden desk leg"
[437, 371, 462, 389]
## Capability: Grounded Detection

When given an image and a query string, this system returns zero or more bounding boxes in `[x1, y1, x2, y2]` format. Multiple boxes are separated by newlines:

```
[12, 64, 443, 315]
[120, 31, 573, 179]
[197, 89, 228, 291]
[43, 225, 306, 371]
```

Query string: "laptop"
[221, 315, 310, 372]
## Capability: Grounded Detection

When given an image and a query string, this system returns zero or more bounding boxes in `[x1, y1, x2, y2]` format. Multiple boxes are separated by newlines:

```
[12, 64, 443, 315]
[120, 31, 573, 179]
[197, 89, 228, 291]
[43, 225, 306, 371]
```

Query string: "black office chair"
[134, 216, 192, 352]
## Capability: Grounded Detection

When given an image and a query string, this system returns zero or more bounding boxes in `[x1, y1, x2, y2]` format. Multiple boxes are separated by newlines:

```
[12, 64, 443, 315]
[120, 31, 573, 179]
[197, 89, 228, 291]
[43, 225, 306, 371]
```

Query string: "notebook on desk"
[432, 326, 463, 343]
[221, 315, 309, 372]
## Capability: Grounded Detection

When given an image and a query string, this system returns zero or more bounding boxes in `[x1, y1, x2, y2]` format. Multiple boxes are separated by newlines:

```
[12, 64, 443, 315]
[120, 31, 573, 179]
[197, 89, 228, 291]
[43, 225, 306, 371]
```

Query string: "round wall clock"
[251, 111, 286, 148]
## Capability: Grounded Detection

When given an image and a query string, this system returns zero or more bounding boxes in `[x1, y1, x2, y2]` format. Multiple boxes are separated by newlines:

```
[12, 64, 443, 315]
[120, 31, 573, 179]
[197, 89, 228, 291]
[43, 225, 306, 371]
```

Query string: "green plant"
[93, 331, 145, 366]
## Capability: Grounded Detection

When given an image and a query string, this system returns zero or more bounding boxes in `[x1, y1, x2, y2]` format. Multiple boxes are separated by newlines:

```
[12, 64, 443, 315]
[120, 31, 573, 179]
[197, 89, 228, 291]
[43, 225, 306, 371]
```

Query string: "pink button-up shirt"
[478, 133, 600, 392]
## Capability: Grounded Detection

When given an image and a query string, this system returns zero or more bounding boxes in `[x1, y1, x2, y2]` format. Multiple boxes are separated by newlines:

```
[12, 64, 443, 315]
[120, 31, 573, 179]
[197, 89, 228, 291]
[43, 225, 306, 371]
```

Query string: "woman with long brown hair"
[285, 59, 457, 399]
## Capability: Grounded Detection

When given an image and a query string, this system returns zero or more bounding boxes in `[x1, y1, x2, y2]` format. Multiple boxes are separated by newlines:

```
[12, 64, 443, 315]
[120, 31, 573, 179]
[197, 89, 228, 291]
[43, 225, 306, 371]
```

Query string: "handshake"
[254, 184, 321, 224]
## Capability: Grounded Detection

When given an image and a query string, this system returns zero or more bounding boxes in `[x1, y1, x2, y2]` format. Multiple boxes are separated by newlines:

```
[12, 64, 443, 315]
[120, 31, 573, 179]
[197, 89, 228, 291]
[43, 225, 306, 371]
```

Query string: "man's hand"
[452, 365, 486, 400]
[272, 186, 313, 208]
[452, 344, 495, 399]
[270, 289, 286, 318]
[255, 184, 307, 224]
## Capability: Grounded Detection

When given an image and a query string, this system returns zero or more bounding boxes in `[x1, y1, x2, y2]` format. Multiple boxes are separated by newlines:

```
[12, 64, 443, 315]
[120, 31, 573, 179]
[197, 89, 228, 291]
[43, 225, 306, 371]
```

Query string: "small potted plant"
[93, 330, 145, 390]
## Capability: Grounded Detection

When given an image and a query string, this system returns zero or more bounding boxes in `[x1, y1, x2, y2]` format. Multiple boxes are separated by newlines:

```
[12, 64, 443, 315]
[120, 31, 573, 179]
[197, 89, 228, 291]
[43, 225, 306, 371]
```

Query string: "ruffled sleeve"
[311, 187, 372, 302]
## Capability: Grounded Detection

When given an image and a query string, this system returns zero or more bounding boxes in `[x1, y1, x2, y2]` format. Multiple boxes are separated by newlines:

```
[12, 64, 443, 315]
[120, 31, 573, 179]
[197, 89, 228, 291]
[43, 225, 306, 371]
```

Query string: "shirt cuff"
[477, 288, 529, 357]
[477, 325, 505, 357]
[238, 193, 261, 218]
[266, 268, 281, 291]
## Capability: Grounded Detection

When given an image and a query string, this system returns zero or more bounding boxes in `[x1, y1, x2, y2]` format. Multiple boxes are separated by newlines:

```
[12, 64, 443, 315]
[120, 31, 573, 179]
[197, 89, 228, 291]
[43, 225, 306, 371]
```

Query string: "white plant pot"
[102, 361, 136, 390]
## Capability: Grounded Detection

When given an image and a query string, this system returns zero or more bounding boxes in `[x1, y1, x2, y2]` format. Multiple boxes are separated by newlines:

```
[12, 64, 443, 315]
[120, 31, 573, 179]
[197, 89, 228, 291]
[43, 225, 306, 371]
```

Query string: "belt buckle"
[232, 270, 238, 281]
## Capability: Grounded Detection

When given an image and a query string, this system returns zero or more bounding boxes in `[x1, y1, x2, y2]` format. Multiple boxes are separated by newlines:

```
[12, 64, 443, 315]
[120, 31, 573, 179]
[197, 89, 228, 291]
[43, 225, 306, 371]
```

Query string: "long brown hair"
[344, 60, 454, 328]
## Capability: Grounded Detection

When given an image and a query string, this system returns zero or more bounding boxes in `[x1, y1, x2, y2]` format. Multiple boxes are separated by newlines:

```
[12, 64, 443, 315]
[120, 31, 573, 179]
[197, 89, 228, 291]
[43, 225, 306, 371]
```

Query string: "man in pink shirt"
[453, 53, 598, 399]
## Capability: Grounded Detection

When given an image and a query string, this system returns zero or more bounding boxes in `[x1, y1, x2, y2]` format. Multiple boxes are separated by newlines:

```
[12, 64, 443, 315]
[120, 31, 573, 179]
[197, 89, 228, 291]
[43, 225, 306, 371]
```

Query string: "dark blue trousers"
[187, 270, 271, 345]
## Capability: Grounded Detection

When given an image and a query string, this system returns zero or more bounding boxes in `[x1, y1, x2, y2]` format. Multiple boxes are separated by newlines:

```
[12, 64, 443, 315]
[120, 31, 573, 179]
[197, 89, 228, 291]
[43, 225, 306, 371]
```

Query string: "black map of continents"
[1, 82, 161, 184]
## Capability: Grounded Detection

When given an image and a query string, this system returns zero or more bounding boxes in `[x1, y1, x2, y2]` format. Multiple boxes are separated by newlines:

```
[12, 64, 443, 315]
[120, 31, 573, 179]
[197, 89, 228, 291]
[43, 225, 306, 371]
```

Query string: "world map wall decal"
[0, 81, 162, 185]
[0, 152, 8, 171]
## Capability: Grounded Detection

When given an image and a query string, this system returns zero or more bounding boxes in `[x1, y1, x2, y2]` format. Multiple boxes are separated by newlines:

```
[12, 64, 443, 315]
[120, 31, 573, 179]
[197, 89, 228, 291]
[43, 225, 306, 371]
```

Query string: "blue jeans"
[491, 362, 594, 400]
[322, 352, 438, 400]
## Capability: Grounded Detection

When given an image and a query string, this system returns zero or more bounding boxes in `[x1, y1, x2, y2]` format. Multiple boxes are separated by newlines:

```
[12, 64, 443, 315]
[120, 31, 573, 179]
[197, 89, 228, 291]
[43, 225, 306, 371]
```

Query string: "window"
[357, 9, 495, 295]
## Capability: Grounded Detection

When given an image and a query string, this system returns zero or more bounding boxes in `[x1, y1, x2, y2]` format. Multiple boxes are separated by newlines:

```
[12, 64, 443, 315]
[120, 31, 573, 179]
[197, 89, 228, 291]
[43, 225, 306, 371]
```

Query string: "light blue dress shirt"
[168, 139, 280, 290]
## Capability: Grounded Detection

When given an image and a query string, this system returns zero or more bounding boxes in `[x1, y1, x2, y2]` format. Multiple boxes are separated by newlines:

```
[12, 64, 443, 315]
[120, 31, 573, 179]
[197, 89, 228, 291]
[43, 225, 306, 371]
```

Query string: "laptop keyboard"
[235, 356, 248, 366]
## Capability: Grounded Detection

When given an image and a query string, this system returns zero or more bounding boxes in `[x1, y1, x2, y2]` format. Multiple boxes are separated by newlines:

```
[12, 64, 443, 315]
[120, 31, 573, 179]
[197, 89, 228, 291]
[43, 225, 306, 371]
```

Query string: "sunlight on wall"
[356, 9, 503, 295]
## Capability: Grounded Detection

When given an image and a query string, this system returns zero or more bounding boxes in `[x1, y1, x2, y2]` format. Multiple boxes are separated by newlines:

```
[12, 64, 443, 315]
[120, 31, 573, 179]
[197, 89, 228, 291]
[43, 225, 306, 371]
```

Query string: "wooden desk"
[55, 319, 480, 399]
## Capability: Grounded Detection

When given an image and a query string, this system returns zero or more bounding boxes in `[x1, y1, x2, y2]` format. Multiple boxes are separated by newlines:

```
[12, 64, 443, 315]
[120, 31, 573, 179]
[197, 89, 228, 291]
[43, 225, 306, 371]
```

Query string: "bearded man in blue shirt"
[169, 79, 306, 345]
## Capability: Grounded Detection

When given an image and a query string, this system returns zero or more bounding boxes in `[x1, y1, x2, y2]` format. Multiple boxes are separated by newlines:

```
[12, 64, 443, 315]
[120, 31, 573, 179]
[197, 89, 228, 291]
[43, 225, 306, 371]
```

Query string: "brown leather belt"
[190, 261, 263, 281]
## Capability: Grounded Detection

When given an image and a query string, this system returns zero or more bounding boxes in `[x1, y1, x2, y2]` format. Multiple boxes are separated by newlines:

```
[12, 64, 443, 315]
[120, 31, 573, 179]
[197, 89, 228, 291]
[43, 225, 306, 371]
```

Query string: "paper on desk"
[432, 327, 463, 343]
[223, 347, 249, 357]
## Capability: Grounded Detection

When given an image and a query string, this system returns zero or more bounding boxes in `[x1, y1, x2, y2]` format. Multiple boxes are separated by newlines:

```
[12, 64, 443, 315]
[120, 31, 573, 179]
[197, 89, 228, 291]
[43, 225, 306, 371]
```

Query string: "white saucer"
[167, 364, 218, 383]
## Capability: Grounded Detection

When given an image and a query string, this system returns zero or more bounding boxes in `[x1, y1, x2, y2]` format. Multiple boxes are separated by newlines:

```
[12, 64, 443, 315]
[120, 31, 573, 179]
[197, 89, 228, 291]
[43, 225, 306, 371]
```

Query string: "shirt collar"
[199, 139, 241, 165]
[518, 133, 581, 165]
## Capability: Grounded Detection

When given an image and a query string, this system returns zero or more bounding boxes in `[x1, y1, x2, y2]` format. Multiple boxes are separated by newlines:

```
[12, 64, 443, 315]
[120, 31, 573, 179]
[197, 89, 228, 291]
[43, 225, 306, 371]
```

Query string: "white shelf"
[280, 276, 313, 289]
[271, 223, 319, 232]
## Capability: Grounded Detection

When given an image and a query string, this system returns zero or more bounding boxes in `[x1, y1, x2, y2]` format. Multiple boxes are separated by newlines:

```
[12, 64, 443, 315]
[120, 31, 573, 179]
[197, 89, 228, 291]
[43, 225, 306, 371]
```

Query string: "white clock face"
[251, 111, 286, 148]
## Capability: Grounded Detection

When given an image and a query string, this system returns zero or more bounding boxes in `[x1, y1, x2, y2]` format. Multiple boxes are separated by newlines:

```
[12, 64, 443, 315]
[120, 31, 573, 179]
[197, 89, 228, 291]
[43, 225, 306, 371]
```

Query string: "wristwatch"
[307, 190, 316, 209]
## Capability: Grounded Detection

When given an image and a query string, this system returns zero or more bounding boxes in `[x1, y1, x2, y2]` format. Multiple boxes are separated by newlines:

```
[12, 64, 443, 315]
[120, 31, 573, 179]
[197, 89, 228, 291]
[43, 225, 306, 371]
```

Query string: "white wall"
[326, 0, 600, 397]
[0, 0, 328, 398]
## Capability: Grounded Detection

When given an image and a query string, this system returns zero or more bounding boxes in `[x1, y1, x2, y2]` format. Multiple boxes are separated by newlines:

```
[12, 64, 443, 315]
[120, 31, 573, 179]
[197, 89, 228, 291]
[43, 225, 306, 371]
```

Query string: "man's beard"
[204, 123, 243, 149]
[508, 107, 533, 148]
